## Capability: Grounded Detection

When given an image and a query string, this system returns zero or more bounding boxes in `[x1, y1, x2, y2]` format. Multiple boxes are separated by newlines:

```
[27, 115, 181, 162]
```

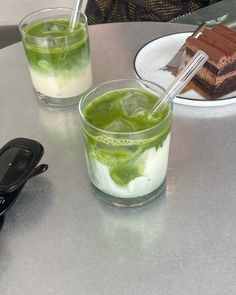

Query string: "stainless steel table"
[1, 22, 236, 295]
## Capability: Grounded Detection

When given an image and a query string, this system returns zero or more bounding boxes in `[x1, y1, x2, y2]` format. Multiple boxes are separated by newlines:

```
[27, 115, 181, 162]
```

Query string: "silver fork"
[159, 23, 206, 72]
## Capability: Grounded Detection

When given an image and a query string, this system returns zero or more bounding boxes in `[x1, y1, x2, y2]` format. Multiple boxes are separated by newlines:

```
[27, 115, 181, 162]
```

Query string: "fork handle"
[179, 23, 207, 52]
[191, 23, 207, 38]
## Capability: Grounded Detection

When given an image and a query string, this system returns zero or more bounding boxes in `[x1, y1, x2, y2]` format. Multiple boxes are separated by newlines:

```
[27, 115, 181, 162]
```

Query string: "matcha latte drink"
[19, 8, 92, 107]
[79, 79, 172, 207]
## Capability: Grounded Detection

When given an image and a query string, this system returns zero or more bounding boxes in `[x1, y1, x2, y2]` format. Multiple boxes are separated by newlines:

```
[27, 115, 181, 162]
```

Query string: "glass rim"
[78, 78, 172, 137]
[18, 7, 87, 39]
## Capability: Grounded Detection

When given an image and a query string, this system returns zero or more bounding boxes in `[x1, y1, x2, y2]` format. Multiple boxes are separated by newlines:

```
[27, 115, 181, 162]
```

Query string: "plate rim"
[133, 31, 236, 106]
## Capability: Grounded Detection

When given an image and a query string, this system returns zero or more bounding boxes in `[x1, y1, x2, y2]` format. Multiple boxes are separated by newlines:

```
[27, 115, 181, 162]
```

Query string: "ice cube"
[35, 38, 56, 47]
[48, 39, 56, 47]
[44, 22, 67, 32]
[121, 90, 152, 117]
[38, 60, 52, 72]
[104, 119, 134, 132]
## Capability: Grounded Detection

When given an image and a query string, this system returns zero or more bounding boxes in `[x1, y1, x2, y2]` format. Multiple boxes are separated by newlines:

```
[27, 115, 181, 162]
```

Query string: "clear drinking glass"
[19, 8, 93, 107]
[79, 79, 173, 207]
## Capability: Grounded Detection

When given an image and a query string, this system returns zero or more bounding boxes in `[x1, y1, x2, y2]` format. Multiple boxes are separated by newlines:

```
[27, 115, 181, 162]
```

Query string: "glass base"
[36, 90, 82, 107]
[91, 179, 166, 208]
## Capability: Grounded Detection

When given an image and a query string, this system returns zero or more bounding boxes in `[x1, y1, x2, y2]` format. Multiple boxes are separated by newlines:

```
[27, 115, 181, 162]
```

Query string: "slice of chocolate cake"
[185, 24, 236, 99]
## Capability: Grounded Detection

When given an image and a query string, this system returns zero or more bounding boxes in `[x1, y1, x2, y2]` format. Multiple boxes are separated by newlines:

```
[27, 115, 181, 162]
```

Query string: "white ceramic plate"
[134, 32, 236, 107]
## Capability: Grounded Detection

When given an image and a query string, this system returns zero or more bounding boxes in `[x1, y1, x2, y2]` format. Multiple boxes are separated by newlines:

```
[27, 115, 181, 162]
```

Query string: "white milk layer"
[29, 62, 93, 98]
[89, 133, 171, 198]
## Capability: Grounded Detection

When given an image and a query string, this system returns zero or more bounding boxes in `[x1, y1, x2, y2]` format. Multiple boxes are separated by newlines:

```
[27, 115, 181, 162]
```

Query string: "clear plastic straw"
[150, 50, 208, 116]
[69, 0, 83, 31]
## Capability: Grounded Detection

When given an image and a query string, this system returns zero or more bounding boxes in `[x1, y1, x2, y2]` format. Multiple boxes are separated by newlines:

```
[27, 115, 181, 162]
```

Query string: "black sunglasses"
[0, 138, 48, 230]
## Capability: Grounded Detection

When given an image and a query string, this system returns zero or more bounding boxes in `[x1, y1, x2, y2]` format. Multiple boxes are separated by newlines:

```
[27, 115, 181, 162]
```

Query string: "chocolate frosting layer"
[213, 24, 236, 42]
[186, 24, 236, 63]
[186, 48, 236, 75]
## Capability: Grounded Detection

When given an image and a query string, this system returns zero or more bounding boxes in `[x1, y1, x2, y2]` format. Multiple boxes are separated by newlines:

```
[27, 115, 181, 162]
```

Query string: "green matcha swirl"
[83, 88, 172, 186]
[22, 19, 91, 75]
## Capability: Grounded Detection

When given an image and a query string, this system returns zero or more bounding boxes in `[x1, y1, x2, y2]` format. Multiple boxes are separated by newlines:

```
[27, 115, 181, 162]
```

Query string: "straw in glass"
[69, 0, 83, 31]
[149, 50, 209, 116]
